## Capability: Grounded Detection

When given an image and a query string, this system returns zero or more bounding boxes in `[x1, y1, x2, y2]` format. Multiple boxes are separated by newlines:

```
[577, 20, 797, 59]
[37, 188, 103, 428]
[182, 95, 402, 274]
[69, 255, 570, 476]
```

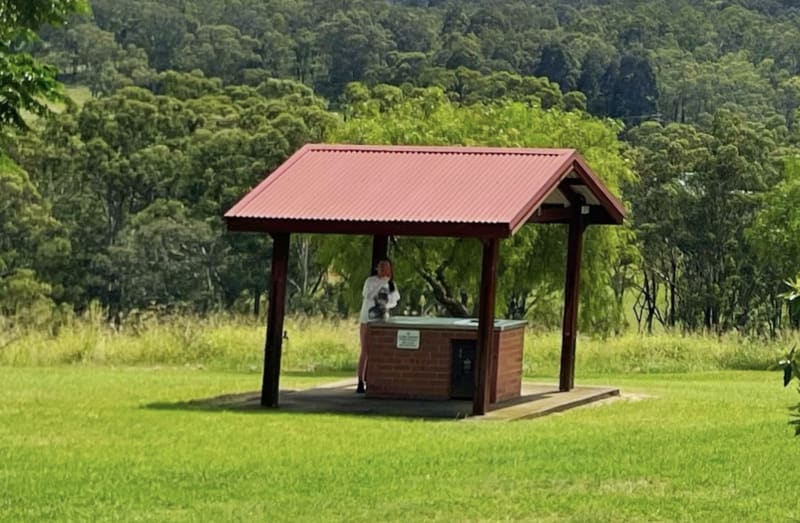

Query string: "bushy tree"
[748, 159, 800, 329]
[0, 0, 88, 130]
[630, 112, 781, 333]
[325, 86, 634, 332]
[0, 155, 69, 317]
[110, 199, 223, 312]
[0, 0, 84, 320]
[14, 79, 340, 315]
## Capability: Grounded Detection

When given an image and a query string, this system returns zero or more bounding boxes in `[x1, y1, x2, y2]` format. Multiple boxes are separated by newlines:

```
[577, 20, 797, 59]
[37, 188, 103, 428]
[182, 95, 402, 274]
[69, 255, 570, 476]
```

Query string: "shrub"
[778, 346, 800, 436]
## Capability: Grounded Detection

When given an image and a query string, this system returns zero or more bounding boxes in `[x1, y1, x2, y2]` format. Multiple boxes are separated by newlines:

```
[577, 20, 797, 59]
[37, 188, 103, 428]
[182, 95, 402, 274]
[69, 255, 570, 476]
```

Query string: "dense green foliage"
[1, 367, 798, 520]
[326, 88, 633, 329]
[0, 0, 87, 129]
[4, 0, 800, 336]
[29, 0, 800, 126]
[9, 79, 339, 317]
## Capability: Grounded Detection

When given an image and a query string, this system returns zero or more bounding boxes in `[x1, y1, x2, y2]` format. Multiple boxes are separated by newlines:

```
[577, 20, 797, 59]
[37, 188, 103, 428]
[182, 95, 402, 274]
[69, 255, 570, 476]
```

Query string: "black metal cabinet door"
[451, 339, 476, 399]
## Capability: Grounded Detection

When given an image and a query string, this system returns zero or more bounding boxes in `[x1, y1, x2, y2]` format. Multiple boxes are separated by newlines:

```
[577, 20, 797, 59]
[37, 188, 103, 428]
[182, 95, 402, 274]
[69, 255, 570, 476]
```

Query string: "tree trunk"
[417, 266, 470, 317]
[253, 288, 261, 318]
[669, 256, 677, 327]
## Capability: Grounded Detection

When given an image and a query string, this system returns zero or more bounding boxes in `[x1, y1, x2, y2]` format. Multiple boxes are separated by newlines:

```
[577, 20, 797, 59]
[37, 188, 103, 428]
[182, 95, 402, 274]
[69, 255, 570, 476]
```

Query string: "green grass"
[19, 84, 93, 126]
[63, 85, 93, 107]
[1, 366, 798, 522]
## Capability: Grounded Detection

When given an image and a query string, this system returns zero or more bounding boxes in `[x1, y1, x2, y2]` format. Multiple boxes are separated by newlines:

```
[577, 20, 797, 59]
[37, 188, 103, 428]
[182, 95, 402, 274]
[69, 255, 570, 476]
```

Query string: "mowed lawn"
[1, 367, 798, 522]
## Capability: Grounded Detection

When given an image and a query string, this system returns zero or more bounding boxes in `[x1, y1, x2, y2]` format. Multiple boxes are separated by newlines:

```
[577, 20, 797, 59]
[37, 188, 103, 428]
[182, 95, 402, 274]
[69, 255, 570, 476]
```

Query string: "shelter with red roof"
[225, 144, 625, 416]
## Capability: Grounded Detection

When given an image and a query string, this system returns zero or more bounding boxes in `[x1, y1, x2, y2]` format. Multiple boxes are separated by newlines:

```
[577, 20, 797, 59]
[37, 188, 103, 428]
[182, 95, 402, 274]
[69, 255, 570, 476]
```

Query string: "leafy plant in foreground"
[778, 345, 800, 435]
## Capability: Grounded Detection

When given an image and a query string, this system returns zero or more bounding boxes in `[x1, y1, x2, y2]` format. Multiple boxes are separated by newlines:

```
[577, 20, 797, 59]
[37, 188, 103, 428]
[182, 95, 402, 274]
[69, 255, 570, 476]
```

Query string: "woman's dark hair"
[371, 257, 393, 276]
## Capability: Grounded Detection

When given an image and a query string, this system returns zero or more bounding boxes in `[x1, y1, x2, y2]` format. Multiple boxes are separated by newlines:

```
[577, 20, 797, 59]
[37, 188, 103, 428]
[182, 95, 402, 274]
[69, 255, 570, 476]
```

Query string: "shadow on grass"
[143, 380, 474, 421]
[144, 379, 621, 421]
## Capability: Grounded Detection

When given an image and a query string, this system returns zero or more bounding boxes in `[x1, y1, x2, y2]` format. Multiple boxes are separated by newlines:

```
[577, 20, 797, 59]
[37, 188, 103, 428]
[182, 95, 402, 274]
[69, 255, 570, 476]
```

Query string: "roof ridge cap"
[308, 144, 573, 156]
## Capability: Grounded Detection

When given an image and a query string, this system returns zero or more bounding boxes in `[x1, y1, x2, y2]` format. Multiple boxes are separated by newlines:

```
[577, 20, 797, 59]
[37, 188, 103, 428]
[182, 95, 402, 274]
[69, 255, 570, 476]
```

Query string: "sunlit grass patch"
[0, 367, 796, 521]
[19, 84, 94, 126]
[64, 85, 93, 107]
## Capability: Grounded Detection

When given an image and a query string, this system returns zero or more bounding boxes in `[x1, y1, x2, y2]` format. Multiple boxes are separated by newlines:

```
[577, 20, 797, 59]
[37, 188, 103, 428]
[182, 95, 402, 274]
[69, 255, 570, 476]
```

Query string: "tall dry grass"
[0, 307, 792, 375]
[0, 307, 356, 372]
[521, 329, 788, 376]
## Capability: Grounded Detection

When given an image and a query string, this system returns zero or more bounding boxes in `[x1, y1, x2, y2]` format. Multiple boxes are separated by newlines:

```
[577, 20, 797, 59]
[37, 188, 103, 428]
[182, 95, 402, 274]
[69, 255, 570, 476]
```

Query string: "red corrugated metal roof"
[225, 144, 625, 237]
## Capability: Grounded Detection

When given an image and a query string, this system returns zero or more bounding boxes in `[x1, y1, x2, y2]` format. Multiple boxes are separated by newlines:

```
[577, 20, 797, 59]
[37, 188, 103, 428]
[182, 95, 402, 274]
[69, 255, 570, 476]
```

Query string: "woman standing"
[357, 258, 400, 393]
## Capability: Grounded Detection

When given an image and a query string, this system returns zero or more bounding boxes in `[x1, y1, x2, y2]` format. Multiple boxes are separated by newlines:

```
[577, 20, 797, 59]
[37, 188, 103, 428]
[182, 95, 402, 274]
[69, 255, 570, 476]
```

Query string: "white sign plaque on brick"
[396, 330, 420, 350]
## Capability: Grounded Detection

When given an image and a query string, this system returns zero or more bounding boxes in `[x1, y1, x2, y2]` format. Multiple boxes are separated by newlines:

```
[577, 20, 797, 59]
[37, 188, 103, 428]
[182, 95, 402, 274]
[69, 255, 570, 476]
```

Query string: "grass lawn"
[1, 366, 798, 522]
[19, 84, 93, 126]
[63, 85, 93, 107]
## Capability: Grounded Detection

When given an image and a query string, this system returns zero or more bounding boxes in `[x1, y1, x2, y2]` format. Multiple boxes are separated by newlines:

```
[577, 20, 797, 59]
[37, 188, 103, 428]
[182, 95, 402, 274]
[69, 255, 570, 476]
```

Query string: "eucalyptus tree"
[15, 78, 341, 315]
[629, 112, 781, 332]
[0, 0, 86, 316]
[315, 8, 394, 99]
[175, 25, 262, 85]
[89, 0, 186, 71]
[748, 158, 800, 329]
[110, 199, 223, 313]
[534, 40, 580, 94]
[682, 111, 780, 332]
[0, 156, 69, 314]
[626, 121, 713, 331]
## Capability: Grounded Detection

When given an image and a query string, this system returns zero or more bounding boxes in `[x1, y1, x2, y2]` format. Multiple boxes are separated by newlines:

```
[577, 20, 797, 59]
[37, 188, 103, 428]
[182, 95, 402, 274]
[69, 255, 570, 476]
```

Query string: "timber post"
[474, 237, 499, 416]
[261, 232, 290, 407]
[559, 210, 586, 392]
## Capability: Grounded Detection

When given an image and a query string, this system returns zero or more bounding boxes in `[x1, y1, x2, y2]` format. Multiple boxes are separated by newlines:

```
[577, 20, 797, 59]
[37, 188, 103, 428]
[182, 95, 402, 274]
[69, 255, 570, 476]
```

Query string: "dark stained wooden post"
[371, 235, 389, 270]
[559, 212, 586, 392]
[474, 237, 499, 416]
[261, 232, 290, 407]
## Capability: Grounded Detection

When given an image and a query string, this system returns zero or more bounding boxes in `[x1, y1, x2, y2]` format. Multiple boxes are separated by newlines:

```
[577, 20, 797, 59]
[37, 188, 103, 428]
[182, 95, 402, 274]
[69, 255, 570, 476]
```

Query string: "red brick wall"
[494, 328, 524, 402]
[365, 325, 524, 403]
[365, 328, 456, 399]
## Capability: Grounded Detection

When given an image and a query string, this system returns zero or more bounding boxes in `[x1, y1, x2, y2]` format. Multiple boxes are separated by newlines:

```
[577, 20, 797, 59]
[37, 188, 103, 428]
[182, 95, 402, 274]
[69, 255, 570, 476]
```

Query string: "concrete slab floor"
[166, 379, 620, 421]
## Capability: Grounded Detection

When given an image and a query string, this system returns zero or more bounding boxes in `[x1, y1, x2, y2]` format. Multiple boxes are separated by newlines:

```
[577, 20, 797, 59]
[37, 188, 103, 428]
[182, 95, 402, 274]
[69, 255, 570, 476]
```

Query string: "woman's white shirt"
[359, 275, 400, 323]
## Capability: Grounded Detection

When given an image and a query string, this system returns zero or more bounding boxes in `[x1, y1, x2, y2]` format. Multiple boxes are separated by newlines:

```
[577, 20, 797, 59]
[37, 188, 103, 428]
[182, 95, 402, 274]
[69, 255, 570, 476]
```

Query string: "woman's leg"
[357, 323, 368, 391]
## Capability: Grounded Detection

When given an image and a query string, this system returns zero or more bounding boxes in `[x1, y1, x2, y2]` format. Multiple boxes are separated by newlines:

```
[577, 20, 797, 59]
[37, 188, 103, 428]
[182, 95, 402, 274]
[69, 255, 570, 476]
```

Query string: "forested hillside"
[4, 0, 800, 335]
[33, 0, 800, 126]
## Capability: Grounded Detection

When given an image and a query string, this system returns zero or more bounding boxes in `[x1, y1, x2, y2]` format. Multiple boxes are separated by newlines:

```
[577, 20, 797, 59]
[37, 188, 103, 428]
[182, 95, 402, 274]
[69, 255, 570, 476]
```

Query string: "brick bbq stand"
[365, 317, 526, 403]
